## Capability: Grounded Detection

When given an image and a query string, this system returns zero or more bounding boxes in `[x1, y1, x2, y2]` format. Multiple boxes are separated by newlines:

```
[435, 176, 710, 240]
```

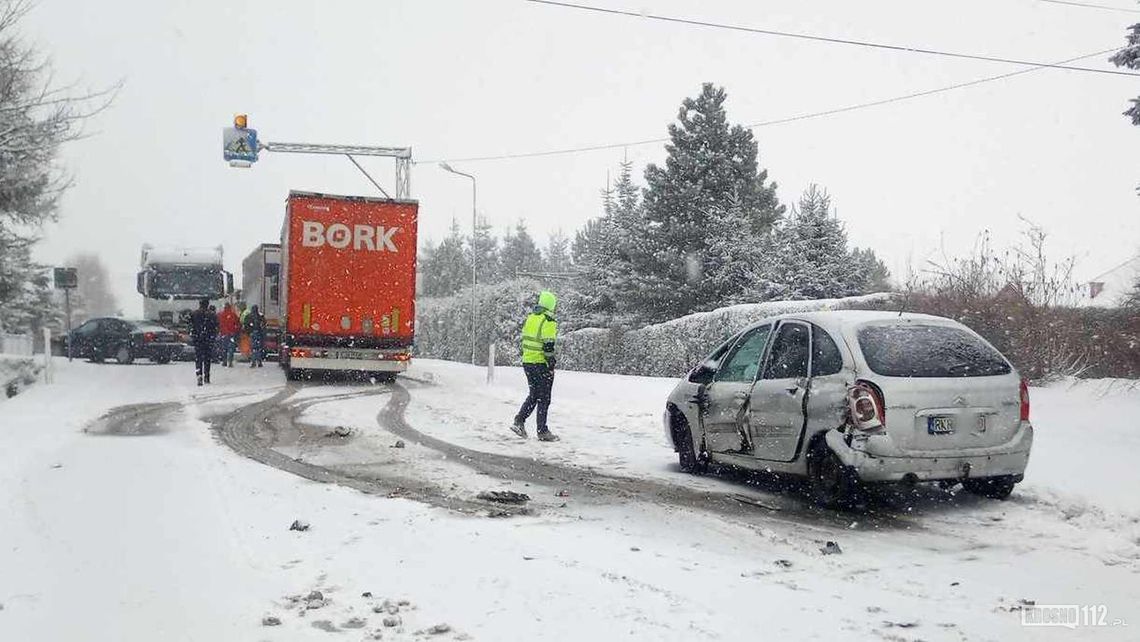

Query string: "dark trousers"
[516, 363, 554, 430]
[195, 342, 213, 381]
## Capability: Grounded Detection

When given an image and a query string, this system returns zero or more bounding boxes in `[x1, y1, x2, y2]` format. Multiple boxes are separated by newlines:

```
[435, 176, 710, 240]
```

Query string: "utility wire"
[526, 0, 1139, 77]
[1037, 0, 1140, 14]
[419, 48, 1117, 165]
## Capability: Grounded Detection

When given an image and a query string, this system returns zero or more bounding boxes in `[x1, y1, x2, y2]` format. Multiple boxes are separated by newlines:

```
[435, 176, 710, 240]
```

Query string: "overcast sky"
[23, 0, 1140, 314]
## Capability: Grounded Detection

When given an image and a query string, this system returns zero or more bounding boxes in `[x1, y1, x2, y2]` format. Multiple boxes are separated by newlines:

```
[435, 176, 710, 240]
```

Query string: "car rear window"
[857, 323, 1011, 378]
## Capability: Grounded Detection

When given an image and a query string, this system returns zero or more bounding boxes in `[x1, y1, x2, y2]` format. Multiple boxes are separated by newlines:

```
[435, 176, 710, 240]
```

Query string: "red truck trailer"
[279, 191, 418, 381]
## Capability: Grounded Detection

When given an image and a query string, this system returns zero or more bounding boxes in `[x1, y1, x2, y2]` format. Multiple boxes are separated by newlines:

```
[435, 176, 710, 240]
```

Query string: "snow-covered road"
[1, 358, 1137, 641]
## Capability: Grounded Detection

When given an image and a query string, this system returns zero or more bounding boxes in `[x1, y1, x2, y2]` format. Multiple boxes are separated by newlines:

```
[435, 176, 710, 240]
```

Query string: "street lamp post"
[439, 162, 478, 365]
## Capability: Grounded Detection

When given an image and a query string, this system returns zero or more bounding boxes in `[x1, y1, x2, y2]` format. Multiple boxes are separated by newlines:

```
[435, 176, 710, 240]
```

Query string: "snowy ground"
[1, 358, 1137, 641]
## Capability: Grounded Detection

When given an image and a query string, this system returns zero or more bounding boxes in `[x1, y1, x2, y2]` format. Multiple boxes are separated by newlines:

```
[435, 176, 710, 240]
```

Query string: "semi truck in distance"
[241, 243, 283, 359]
[279, 191, 418, 381]
[137, 245, 233, 329]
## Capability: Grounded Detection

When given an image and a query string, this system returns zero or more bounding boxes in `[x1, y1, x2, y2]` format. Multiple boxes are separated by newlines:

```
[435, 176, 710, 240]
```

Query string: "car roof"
[745, 309, 958, 333]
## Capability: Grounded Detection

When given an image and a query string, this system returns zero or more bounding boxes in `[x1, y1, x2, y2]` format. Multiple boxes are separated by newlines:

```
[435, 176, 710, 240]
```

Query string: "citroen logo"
[954, 396, 968, 407]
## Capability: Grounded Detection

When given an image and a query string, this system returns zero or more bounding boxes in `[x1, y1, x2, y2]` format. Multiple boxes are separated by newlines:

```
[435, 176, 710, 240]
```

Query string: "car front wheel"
[671, 411, 706, 475]
[961, 476, 1017, 500]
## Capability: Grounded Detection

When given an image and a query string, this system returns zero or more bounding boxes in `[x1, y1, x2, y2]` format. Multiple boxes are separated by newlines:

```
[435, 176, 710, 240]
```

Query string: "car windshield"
[152, 268, 223, 298]
[857, 323, 1012, 377]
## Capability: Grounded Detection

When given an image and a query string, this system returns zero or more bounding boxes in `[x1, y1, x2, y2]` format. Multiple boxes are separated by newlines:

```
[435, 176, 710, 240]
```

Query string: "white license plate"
[333, 350, 367, 360]
[927, 416, 955, 435]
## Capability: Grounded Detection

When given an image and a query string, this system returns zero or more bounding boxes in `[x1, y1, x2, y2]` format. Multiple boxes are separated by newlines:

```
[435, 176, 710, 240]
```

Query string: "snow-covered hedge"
[0, 355, 40, 399]
[416, 287, 894, 376]
[559, 294, 894, 377]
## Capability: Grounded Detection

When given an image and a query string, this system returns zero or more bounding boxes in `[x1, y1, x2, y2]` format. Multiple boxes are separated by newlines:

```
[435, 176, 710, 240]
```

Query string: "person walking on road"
[217, 302, 241, 367]
[512, 290, 560, 442]
[245, 304, 266, 368]
[189, 298, 219, 386]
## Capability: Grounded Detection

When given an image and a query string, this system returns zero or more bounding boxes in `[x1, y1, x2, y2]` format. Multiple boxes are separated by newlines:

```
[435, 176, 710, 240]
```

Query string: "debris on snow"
[362, 591, 373, 598]
[820, 541, 843, 555]
[477, 490, 530, 504]
[425, 623, 452, 635]
[261, 615, 281, 626]
[630, 547, 641, 552]
[342, 617, 368, 629]
[382, 616, 401, 627]
[774, 559, 794, 569]
[392, 440, 406, 449]
[50, 463, 63, 469]
[326, 426, 352, 438]
[730, 494, 780, 511]
[311, 620, 339, 632]
[883, 620, 920, 629]
[289, 519, 311, 532]
[555, 489, 570, 497]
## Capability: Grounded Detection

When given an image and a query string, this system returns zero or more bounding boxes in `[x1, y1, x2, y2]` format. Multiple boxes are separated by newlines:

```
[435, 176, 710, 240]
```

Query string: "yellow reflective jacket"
[520, 308, 557, 365]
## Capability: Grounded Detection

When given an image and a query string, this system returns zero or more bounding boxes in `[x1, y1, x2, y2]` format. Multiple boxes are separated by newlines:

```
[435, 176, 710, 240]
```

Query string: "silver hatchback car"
[664, 310, 1033, 506]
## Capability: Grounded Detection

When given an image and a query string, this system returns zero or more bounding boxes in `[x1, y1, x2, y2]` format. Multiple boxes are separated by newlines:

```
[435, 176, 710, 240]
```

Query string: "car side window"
[714, 325, 771, 383]
[74, 321, 96, 336]
[811, 325, 843, 376]
[762, 323, 810, 380]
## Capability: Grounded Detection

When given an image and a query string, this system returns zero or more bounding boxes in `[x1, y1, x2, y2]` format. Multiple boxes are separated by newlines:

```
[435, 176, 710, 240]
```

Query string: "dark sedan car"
[66, 318, 185, 364]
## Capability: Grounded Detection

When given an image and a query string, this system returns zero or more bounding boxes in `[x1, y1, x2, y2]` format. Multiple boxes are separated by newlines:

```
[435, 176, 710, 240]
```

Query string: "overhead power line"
[419, 48, 1117, 165]
[525, 0, 1140, 77]
[1037, 0, 1140, 14]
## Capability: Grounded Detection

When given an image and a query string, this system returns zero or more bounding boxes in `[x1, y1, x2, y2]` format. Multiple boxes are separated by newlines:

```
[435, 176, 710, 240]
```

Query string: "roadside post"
[487, 343, 495, 383]
[53, 267, 77, 362]
[41, 328, 53, 383]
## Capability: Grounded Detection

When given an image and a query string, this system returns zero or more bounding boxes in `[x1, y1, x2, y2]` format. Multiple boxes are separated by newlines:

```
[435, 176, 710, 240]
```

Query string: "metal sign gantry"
[224, 115, 412, 199]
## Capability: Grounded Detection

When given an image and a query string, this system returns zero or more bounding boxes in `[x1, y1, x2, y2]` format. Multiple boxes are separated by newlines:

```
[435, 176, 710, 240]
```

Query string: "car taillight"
[1019, 378, 1030, 422]
[144, 332, 156, 343]
[290, 347, 312, 358]
[847, 380, 885, 431]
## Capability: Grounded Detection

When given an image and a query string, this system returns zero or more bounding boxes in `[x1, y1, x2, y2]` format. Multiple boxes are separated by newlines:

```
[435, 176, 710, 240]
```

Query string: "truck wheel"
[962, 476, 1016, 500]
[806, 440, 863, 509]
[285, 366, 303, 382]
[672, 411, 707, 475]
[375, 373, 397, 384]
[115, 345, 135, 365]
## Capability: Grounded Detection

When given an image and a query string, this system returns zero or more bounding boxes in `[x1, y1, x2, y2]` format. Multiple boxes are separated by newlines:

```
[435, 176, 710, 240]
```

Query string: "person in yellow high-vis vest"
[512, 290, 560, 441]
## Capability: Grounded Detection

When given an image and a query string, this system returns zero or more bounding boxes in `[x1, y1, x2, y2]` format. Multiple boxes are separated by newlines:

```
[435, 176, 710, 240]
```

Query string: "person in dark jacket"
[244, 304, 266, 368]
[189, 298, 219, 386]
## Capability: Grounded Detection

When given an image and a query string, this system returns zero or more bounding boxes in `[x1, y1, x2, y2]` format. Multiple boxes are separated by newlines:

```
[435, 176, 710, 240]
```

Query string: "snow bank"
[560, 293, 895, 376]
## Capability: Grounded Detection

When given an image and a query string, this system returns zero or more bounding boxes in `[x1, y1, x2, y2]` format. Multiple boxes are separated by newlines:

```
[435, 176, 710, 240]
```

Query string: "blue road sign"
[223, 127, 259, 163]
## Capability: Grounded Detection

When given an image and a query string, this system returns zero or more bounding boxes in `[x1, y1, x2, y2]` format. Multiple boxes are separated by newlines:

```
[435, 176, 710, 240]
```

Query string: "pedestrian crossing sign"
[223, 126, 259, 163]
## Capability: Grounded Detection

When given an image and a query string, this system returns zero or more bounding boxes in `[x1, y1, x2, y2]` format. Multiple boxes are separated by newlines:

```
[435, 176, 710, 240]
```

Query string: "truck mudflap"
[824, 423, 1033, 484]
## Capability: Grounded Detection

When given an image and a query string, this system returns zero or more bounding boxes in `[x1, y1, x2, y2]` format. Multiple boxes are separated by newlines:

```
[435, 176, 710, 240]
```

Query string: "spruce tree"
[633, 83, 784, 320]
[420, 220, 471, 297]
[543, 231, 572, 274]
[764, 185, 872, 300]
[499, 220, 543, 279]
[467, 216, 501, 285]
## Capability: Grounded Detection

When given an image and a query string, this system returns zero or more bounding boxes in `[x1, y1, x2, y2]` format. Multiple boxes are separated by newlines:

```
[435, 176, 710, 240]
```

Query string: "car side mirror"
[688, 359, 718, 385]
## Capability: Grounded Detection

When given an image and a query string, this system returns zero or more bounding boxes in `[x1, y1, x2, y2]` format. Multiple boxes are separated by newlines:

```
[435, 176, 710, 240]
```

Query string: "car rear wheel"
[806, 440, 863, 509]
[961, 476, 1017, 500]
[285, 366, 304, 382]
[115, 345, 134, 365]
[671, 411, 706, 475]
